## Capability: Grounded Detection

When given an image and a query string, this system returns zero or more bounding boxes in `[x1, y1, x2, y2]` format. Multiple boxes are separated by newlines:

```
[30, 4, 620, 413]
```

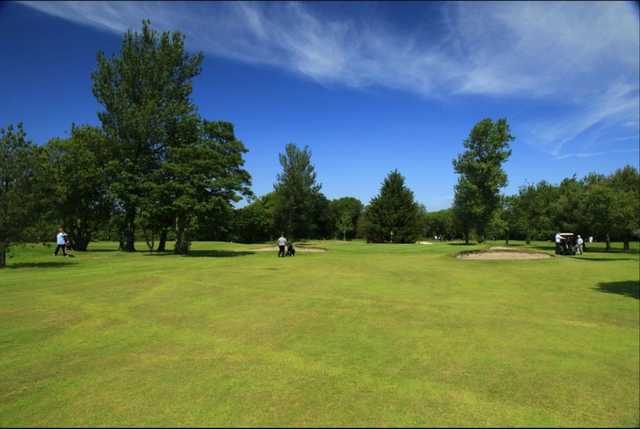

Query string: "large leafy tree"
[514, 181, 558, 243]
[234, 193, 276, 243]
[364, 170, 421, 243]
[552, 176, 587, 235]
[311, 192, 334, 239]
[160, 118, 252, 254]
[0, 124, 50, 267]
[608, 165, 640, 252]
[91, 20, 203, 251]
[582, 175, 615, 251]
[452, 118, 514, 242]
[329, 197, 363, 240]
[272, 143, 323, 240]
[44, 125, 112, 251]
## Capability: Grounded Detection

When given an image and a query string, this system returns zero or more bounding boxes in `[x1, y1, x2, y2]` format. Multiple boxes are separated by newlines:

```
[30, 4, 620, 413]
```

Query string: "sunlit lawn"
[1, 240, 638, 427]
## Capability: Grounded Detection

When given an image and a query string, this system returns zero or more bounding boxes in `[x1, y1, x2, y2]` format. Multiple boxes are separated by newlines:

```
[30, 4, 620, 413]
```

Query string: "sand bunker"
[252, 246, 327, 253]
[458, 249, 552, 260]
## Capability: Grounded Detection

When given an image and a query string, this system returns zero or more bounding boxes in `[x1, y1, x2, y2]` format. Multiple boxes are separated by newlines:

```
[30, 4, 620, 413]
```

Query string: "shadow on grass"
[5, 261, 76, 269]
[447, 242, 477, 246]
[87, 248, 120, 253]
[596, 281, 640, 299]
[569, 256, 636, 262]
[528, 244, 639, 257]
[145, 250, 255, 258]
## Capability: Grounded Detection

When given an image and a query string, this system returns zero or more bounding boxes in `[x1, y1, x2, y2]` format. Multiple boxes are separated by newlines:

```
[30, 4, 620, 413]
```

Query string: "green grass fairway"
[1, 240, 638, 427]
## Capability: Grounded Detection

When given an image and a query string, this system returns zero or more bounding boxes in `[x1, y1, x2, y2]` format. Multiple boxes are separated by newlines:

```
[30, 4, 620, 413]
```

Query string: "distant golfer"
[55, 227, 67, 256]
[554, 232, 563, 255]
[277, 234, 287, 257]
[287, 242, 295, 257]
[576, 235, 584, 255]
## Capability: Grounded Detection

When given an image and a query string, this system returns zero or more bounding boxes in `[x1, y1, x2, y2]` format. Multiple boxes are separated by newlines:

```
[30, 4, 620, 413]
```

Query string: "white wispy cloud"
[20, 0, 640, 158]
[554, 147, 640, 160]
[524, 82, 640, 157]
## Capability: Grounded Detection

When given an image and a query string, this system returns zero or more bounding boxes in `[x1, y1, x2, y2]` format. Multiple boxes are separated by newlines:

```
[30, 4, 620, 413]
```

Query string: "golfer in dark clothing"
[54, 227, 67, 256]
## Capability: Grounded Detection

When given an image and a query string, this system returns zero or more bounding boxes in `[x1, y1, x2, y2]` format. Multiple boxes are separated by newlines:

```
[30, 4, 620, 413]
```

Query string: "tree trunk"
[157, 229, 167, 252]
[144, 230, 155, 253]
[119, 207, 136, 252]
[0, 244, 6, 268]
[606, 233, 611, 252]
[72, 228, 90, 251]
[343, 230, 346, 241]
[623, 237, 630, 252]
[175, 216, 190, 255]
[464, 230, 469, 245]
[74, 237, 89, 251]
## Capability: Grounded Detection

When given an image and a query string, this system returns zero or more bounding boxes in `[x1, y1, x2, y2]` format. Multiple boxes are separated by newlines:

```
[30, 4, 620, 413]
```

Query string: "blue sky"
[1, 1, 638, 210]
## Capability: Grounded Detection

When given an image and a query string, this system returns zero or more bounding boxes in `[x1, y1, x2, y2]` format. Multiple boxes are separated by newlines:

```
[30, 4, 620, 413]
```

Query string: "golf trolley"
[556, 233, 577, 255]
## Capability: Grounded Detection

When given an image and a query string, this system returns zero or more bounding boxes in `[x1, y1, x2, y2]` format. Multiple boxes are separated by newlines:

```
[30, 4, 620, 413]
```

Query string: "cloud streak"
[554, 147, 639, 160]
[20, 1, 640, 158]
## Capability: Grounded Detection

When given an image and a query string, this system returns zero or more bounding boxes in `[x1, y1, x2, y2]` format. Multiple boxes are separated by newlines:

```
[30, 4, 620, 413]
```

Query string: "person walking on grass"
[576, 235, 584, 255]
[277, 234, 287, 257]
[54, 227, 67, 256]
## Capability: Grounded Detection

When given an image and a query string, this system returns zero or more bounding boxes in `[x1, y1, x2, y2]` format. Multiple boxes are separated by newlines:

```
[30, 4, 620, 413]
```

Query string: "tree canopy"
[453, 118, 513, 242]
[0, 124, 49, 266]
[272, 143, 324, 240]
[364, 170, 421, 243]
[91, 19, 204, 251]
[44, 125, 112, 251]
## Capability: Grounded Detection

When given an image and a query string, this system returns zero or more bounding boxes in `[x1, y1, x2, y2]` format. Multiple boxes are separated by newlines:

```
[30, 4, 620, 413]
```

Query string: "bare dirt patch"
[458, 249, 552, 260]
[252, 246, 327, 253]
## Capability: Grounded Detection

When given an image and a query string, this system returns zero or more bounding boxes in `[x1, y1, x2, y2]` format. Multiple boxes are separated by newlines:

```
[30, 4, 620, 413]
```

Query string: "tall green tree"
[160, 118, 252, 254]
[583, 177, 615, 251]
[0, 124, 49, 267]
[45, 125, 112, 251]
[364, 170, 421, 243]
[272, 144, 322, 240]
[91, 20, 203, 251]
[452, 118, 514, 242]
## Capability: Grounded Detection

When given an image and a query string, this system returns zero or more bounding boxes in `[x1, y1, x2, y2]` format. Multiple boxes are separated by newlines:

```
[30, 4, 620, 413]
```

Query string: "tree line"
[1, 21, 638, 267]
[425, 117, 639, 251]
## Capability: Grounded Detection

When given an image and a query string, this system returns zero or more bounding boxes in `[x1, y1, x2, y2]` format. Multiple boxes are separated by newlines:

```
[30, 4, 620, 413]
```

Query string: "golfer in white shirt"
[555, 232, 563, 255]
[55, 227, 67, 256]
[277, 235, 287, 257]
